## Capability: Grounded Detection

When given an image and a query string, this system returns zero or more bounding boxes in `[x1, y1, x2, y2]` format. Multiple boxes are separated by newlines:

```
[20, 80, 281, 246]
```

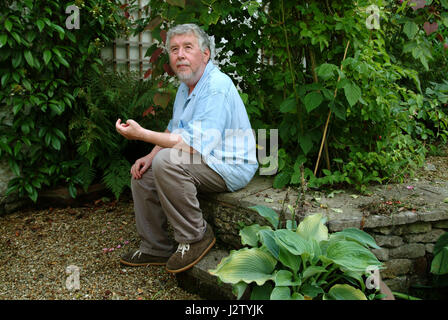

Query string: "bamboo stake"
[313, 40, 350, 176]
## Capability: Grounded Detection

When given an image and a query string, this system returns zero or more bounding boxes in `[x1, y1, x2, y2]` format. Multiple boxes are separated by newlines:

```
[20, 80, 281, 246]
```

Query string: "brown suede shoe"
[165, 223, 216, 273]
[120, 249, 169, 267]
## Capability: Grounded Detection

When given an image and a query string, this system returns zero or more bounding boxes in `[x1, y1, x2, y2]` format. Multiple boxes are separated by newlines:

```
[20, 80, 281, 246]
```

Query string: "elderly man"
[115, 23, 258, 273]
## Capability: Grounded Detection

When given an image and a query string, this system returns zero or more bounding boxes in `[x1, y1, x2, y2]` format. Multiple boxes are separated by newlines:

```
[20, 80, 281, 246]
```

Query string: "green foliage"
[69, 67, 173, 198]
[135, 0, 447, 194]
[1, 0, 448, 202]
[209, 205, 385, 300]
[431, 231, 448, 275]
[0, 0, 130, 201]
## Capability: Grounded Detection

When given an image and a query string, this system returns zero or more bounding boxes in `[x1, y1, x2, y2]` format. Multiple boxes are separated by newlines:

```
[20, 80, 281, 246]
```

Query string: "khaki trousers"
[130, 148, 228, 257]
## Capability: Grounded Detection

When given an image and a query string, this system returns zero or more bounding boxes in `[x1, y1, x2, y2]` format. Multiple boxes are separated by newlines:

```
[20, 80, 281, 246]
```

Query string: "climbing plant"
[133, 0, 447, 194]
[0, 0, 130, 201]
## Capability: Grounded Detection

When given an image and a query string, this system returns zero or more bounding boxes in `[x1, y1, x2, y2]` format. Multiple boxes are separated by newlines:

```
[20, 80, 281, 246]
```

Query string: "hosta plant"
[209, 205, 385, 300]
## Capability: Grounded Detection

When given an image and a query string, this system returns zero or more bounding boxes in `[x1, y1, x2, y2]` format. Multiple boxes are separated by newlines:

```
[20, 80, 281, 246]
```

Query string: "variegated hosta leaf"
[259, 229, 279, 259]
[232, 281, 248, 300]
[249, 205, 279, 229]
[326, 239, 383, 273]
[274, 229, 311, 256]
[296, 213, 328, 243]
[330, 228, 381, 249]
[270, 287, 292, 300]
[239, 224, 272, 247]
[274, 270, 301, 287]
[325, 284, 367, 300]
[208, 248, 277, 286]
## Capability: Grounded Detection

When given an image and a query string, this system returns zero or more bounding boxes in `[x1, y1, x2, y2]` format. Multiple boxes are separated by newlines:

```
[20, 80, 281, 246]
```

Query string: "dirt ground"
[0, 197, 201, 300]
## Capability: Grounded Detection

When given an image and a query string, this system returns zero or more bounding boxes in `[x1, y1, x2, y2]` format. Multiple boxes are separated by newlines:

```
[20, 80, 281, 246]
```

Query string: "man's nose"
[177, 47, 186, 58]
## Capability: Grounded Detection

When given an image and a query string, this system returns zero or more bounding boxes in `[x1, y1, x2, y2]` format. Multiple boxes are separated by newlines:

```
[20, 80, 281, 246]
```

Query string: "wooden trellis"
[101, 0, 152, 77]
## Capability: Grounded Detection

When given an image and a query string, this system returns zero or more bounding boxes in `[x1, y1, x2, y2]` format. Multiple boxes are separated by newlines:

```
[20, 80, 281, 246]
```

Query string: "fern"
[102, 158, 132, 200]
[68, 65, 173, 198]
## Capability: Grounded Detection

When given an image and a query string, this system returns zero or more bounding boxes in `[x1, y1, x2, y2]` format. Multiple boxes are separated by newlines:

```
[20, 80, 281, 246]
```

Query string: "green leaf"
[274, 229, 311, 256]
[296, 213, 328, 243]
[58, 56, 70, 68]
[326, 239, 382, 273]
[430, 247, 448, 275]
[434, 232, 448, 256]
[232, 281, 248, 300]
[258, 229, 279, 259]
[278, 246, 301, 274]
[304, 92, 323, 113]
[274, 270, 300, 287]
[344, 82, 361, 107]
[36, 19, 45, 32]
[5, 19, 12, 32]
[403, 21, 419, 39]
[249, 205, 279, 230]
[0, 34, 7, 48]
[270, 287, 291, 300]
[300, 283, 324, 298]
[250, 282, 273, 300]
[43, 50, 52, 65]
[279, 96, 296, 113]
[316, 63, 339, 81]
[208, 248, 277, 286]
[273, 170, 291, 189]
[302, 266, 327, 280]
[325, 284, 367, 300]
[299, 134, 313, 155]
[239, 224, 271, 247]
[441, 0, 448, 9]
[24, 50, 34, 67]
[330, 228, 381, 249]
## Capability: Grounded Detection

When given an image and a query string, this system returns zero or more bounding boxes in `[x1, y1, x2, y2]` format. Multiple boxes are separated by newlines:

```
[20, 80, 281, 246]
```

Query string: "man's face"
[168, 33, 210, 87]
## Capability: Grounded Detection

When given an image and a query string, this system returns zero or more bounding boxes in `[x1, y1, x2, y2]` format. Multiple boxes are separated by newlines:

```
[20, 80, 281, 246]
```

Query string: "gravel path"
[0, 198, 201, 300]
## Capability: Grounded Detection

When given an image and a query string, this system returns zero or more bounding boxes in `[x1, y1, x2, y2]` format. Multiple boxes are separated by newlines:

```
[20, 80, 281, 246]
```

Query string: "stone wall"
[367, 220, 447, 292]
[199, 176, 448, 294]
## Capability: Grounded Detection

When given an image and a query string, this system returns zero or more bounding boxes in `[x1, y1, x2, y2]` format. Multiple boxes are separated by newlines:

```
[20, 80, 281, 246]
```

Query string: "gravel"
[0, 198, 202, 300]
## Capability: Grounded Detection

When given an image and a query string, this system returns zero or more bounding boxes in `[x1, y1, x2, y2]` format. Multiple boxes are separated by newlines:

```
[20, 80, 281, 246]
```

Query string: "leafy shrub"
[209, 205, 385, 300]
[69, 66, 173, 198]
[0, 0, 129, 201]
[134, 0, 447, 194]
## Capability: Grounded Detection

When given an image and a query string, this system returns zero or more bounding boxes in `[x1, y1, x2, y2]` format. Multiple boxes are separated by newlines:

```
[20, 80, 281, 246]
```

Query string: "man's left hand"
[115, 119, 143, 140]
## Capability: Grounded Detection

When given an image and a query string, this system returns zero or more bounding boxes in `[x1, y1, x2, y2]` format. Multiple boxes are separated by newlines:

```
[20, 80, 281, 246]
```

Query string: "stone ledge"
[182, 176, 448, 298]
[199, 176, 448, 248]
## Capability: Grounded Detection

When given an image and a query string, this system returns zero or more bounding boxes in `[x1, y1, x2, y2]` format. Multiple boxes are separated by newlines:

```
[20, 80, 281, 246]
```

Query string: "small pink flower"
[108, 248, 115, 252]
[406, 185, 415, 190]
[124, 240, 130, 245]
[116, 245, 122, 249]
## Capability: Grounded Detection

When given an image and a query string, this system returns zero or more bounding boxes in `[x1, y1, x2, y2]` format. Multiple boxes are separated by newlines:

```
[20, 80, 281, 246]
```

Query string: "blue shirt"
[167, 61, 258, 192]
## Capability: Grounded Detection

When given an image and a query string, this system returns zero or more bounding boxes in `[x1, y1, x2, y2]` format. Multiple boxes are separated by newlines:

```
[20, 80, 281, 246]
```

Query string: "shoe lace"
[131, 250, 142, 260]
[176, 243, 190, 258]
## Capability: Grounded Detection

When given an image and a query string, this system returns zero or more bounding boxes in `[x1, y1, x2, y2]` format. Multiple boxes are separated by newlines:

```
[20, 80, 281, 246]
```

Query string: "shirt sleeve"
[179, 92, 230, 158]
[166, 119, 173, 132]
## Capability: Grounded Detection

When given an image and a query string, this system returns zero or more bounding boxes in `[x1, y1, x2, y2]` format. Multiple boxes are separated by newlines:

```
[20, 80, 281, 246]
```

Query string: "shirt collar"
[181, 60, 215, 98]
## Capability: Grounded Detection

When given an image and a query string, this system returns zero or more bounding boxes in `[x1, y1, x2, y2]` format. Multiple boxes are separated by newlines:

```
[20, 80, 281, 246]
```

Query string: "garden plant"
[1, 0, 447, 203]
[209, 205, 385, 300]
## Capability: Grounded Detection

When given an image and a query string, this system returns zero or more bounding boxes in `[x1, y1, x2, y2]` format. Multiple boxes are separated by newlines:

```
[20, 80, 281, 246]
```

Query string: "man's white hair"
[166, 23, 214, 58]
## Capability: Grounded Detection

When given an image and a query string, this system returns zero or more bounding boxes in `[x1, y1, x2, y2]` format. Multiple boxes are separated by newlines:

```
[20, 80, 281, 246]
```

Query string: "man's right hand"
[131, 154, 153, 180]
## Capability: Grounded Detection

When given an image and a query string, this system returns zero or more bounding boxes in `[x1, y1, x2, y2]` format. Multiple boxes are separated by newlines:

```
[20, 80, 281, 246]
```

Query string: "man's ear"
[203, 48, 211, 62]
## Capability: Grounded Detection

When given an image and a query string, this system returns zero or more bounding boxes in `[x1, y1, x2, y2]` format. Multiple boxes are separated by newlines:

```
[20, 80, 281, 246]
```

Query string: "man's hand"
[131, 154, 153, 179]
[115, 119, 143, 140]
